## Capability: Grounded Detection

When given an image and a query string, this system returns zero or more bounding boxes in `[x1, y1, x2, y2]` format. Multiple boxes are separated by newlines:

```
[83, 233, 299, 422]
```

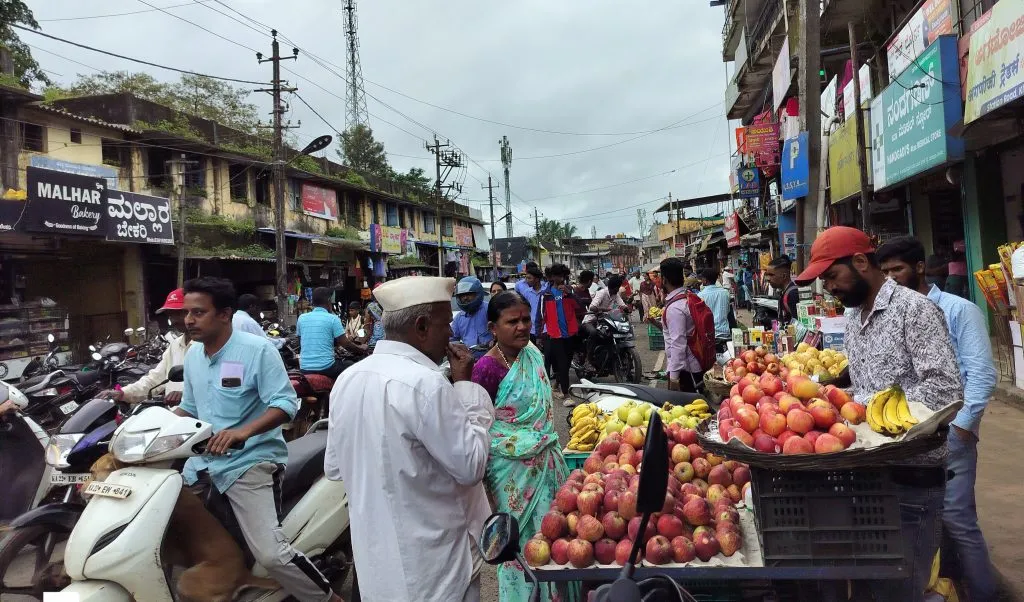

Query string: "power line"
[12, 25, 266, 85]
[37, 0, 213, 22]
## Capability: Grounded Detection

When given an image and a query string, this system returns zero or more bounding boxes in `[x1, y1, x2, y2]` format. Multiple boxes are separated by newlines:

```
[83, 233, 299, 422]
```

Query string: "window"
[289, 180, 301, 211]
[254, 170, 270, 205]
[442, 217, 453, 236]
[21, 123, 43, 152]
[182, 155, 205, 195]
[69, 128, 82, 144]
[147, 148, 172, 191]
[423, 212, 436, 234]
[101, 139, 121, 166]
[385, 203, 399, 226]
[371, 200, 379, 224]
[229, 164, 248, 202]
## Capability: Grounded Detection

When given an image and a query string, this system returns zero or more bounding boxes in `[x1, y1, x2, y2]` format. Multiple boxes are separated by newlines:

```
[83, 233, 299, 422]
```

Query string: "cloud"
[28, 0, 737, 236]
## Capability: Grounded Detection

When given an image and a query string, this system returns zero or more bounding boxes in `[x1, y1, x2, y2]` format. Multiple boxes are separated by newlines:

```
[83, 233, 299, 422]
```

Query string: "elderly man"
[325, 277, 493, 602]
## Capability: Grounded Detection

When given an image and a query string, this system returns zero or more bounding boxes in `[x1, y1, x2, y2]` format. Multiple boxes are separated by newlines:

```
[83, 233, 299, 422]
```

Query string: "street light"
[274, 133, 333, 325]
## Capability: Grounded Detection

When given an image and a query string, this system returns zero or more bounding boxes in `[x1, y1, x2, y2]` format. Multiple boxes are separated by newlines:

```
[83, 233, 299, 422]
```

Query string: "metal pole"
[173, 156, 186, 287]
[849, 21, 872, 231]
[432, 136, 444, 275]
[487, 175, 498, 276]
[796, 0, 821, 270]
[671, 192, 678, 256]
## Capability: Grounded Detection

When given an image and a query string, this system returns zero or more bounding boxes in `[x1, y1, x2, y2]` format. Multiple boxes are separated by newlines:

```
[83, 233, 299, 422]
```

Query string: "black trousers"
[545, 337, 573, 396]
[674, 371, 706, 393]
[580, 322, 599, 363]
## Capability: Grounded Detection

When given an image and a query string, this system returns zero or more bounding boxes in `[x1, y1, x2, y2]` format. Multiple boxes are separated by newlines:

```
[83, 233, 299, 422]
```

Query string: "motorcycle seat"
[302, 374, 334, 393]
[20, 371, 64, 393]
[67, 370, 103, 387]
[281, 430, 327, 503]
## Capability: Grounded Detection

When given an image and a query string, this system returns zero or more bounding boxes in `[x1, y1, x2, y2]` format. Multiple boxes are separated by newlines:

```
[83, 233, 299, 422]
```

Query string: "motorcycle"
[56, 368, 353, 601]
[0, 379, 47, 525]
[481, 412, 696, 601]
[572, 310, 643, 384]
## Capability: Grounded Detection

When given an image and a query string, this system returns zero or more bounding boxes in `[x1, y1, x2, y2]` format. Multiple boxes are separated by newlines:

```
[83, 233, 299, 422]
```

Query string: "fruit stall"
[531, 360, 956, 598]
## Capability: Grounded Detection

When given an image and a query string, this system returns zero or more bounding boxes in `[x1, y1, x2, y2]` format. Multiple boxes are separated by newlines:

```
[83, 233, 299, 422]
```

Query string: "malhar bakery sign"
[22, 166, 107, 235]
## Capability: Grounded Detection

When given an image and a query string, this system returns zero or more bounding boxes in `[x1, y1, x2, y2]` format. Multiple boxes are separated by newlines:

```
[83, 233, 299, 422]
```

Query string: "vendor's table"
[533, 564, 907, 582]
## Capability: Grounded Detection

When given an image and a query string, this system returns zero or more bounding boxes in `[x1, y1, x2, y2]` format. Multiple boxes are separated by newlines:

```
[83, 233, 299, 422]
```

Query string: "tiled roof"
[28, 103, 140, 133]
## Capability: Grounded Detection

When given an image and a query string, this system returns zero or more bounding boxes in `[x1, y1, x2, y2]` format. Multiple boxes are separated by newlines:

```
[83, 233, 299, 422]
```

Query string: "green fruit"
[606, 419, 625, 433]
[617, 404, 631, 422]
[670, 406, 686, 419]
[626, 409, 645, 427]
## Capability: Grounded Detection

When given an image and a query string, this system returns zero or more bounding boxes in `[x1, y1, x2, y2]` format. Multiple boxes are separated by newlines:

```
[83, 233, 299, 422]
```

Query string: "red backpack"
[662, 292, 717, 371]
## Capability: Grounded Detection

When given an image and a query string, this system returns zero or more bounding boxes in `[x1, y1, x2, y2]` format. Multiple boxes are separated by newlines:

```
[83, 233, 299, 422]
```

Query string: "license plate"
[51, 472, 91, 484]
[84, 481, 132, 499]
[59, 400, 79, 415]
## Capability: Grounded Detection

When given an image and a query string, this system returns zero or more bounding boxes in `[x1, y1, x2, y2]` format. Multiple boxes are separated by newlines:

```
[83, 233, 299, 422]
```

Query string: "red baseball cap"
[795, 226, 875, 285]
[155, 288, 185, 314]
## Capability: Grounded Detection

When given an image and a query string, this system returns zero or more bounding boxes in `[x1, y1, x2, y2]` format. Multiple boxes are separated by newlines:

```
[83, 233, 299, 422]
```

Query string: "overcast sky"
[25, 0, 736, 237]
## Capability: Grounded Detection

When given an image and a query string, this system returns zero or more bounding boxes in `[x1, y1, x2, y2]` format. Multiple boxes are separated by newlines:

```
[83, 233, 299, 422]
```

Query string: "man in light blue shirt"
[451, 276, 492, 354]
[878, 237, 998, 602]
[697, 268, 732, 340]
[175, 277, 340, 602]
[297, 287, 365, 379]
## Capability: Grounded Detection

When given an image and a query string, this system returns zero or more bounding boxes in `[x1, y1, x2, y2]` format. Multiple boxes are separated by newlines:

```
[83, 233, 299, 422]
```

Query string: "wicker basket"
[694, 417, 948, 470]
[703, 372, 733, 404]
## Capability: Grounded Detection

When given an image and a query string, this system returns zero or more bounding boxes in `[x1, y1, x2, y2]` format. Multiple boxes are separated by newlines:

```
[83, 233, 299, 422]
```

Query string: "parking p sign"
[781, 131, 809, 200]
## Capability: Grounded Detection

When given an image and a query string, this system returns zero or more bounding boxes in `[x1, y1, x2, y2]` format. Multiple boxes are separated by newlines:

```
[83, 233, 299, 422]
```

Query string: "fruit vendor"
[764, 255, 800, 324]
[796, 226, 963, 602]
[877, 236, 999, 602]
[325, 276, 494, 602]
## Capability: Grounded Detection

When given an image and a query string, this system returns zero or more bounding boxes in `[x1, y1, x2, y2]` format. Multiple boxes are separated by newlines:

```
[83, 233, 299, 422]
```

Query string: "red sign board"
[743, 123, 780, 153]
[301, 183, 338, 221]
[724, 212, 741, 248]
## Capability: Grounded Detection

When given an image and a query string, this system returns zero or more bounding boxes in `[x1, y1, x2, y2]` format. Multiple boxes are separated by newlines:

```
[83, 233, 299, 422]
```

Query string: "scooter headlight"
[615, 321, 631, 333]
[46, 433, 84, 468]
[144, 433, 194, 458]
[111, 428, 159, 463]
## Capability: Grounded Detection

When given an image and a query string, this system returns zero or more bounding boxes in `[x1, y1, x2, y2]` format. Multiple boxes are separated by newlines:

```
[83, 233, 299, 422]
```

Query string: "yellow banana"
[691, 399, 709, 409]
[882, 393, 904, 435]
[866, 389, 888, 433]
[896, 393, 918, 429]
[575, 442, 595, 451]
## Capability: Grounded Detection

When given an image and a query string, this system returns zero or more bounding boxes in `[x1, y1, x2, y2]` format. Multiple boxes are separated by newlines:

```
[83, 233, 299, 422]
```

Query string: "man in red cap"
[100, 288, 192, 404]
[796, 226, 962, 602]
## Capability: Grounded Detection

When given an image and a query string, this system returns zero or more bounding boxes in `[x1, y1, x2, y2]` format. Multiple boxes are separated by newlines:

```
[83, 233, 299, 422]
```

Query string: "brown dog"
[87, 453, 279, 602]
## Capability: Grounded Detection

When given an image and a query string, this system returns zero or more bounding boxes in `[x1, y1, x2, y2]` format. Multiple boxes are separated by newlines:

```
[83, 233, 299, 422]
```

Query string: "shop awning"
[256, 228, 367, 250]
[415, 239, 473, 250]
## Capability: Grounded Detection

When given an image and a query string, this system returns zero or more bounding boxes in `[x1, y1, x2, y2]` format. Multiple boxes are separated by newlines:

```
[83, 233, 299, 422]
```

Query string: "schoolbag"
[662, 292, 717, 371]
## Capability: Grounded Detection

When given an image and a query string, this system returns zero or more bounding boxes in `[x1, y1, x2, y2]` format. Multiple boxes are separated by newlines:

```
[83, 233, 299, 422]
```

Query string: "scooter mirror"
[479, 512, 519, 565]
[167, 365, 185, 383]
[47, 333, 55, 343]
[123, 328, 133, 337]
[260, 312, 265, 320]
[89, 345, 96, 352]
[91, 352, 102, 361]
[636, 412, 670, 514]
[137, 326, 147, 334]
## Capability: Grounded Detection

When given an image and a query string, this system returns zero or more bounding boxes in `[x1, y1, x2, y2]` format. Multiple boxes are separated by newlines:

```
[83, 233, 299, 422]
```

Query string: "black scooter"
[572, 310, 643, 384]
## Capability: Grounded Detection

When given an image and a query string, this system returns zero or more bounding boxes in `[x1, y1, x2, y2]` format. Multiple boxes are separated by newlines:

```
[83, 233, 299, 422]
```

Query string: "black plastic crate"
[751, 467, 904, 567]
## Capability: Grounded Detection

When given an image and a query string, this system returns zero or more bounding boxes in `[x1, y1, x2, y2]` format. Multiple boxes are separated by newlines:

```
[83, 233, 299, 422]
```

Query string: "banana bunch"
[866, 386, 918, 436]
[655, 399, 711, 429]
[569, 403, 603, 451]
[647, 307, 663, 319]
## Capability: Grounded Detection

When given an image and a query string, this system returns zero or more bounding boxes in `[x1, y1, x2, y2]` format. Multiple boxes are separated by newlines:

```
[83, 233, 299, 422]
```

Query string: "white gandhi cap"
[373, 276, 455, 312]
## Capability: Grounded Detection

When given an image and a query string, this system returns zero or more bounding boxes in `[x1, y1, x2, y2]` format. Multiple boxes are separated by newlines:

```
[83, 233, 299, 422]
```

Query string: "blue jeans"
[944, 428, 998, 601]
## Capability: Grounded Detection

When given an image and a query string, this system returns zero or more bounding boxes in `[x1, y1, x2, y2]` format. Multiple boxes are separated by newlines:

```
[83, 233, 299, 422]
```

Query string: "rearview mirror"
[89, 345, 96, 352]
[47, 333, 55, 343]
[260, 312, 265, 320]
[124, 328, 133, 337]
[636, 412, 669, 514]
[91, 352, 102, 361]
[479, 512, 519, 565]
[167, 365, 185, 383]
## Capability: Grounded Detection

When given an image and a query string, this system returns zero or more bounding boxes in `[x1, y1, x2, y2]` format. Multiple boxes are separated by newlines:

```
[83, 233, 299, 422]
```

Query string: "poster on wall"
[724, 212, 741, 248]
[22, 166, 108, 236]
[301, 183, 339, 221]
[964, 0, 1024, 123]
[870, 36, 964, 190]
[454, 225, 474, 247]
[782, 232, 797, 260]
[369, 224, 406, 254]
[842, 65, 874, 118]
[886, 0, 954, 81]
[105, 191, 173, 245]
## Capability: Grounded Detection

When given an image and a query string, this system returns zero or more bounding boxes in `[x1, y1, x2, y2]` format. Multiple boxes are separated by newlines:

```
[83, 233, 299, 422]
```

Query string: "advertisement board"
[454, 225, 474, 247]
[724, 212, 741, 248]
[22, 167, 107, 236]
[828, 110, 872, 203]
[772, 37, 791, 112]
[105, 191, 173, 245]
[964, 0, 1024, 123]
[886, 0, 954, 80]
[301, 183, 339, 221]
[737, 166, 761, 198]
[369, 224, 406, 254]
[29, 156, 119, 191]
[781, 132, 809, 200]
[869, 36, 964, 190]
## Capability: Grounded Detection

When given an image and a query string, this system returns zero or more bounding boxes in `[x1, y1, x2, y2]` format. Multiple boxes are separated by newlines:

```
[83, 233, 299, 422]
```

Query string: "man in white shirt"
[628, 271, 642, 296]
[325, 277, 493, 602]
[100, 289, 191, 404]
[233, 293, 267, 338]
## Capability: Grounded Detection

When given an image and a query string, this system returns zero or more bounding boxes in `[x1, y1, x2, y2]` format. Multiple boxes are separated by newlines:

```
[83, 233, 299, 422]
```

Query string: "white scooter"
[57, 369, 352, 601]
[0, 378, 54, 524]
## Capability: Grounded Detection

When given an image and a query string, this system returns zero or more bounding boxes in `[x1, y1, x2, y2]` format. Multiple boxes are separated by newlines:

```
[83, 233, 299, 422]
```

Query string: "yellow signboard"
[964, 0, 1024, 123]
[828, 110, 871, 204]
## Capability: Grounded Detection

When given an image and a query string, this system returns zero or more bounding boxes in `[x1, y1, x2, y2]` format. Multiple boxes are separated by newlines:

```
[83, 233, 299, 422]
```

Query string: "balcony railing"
[748, 0, 783, 61]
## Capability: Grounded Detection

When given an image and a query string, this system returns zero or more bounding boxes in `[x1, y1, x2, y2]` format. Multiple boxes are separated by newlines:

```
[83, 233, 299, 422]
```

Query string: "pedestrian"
[233, 293, 268, 338]
[660, 258, 712, 392]
[639, 272, 655, 317]
[325, 277, 493, 602]
[99, 288, 191, 404]
[451, 276, 493, 352]
[925, 255, 949, 291]
[877, 236, 999, 602]
[946, 245, 969, 298]
[365, 299, 384, 353]
[470, 292, 580, 602]
[795, 226, 962, 602]
[175, 277, 342, 602]
[697, 268, 732, 340]
[296, 287, 365, 380]
[515, 263, 546, 343]
[538, 264, 579, 405]
[489, 281, 507, 296]
[344, 301, 364, 340]
[764, 256, 800, 324]
[649, 269, 664, 307]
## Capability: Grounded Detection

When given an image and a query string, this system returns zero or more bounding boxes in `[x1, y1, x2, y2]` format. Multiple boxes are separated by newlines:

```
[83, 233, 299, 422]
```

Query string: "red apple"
[808, 403, 838, 430]
[672, 535, 696, 562]
[786, 409, 815, 434]
[814, 433, 846, 454]
[718, 418, 737, 441]
[567, 469, 586, 484]
[677, 428, 698, 446]
[706, 484, 728, 505]
[741, 385, 763, 404]
[776, 430, 799, 447]
[753, 433, 778, 453]
[541, 510, 567, 540]
[577, 490, 603, 516]
[728, 428, 754, 447]
[594, 538, 618, 565]
[707, 464, 733, 487]
[618, 490, 638, 520]
[687, 443, 704, 459]
[759, 411, 787, 437]
[603, 489, 621, 513]
[734, 406, 760, 433]
[829, 423, 856, 448]
[824, 385, 853, 411]
[682, 497, 712, 526]
[804, 431, 822, 447]
[645, 535, 674, 565]
[566, 511, 580, 536]
[694, 531, 721, 561]
[555, 485, 580, 513]
[679, 482, 702, 499]
[551, 538, 570, 565]
[656, 514, 686, 540]
[778, 395, 804, 414]
[578, 514, 605, 542]
[597, 434, 622, 457]
[717, 406, 732, 421]
[614, 538, 636, 565]
[840, 401, 867, 425]
[729, 383, 740, 397]
[760, 374, 782, 396]
[583, 453, 604, 475]
[670, 443, 691, 464]
[782, 436, 814, 454]
[717, 529, 742, 557]
[524, 537, 551, 567]
[567, 538, 594, 568]
[627, 516, 657, 544]
[732, 465, 751, 487]
[692, 457, 711, 479]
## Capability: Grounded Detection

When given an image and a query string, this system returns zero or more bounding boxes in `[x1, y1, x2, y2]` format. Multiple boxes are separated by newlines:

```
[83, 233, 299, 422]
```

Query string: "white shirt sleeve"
[412, 380, 495, 486]
[233, 312, 267, 338]
[119, 344, 173, 403]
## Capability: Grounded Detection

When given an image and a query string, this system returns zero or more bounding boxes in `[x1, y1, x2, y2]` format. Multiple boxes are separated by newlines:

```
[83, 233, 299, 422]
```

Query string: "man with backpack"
[660, 258, 716, 393]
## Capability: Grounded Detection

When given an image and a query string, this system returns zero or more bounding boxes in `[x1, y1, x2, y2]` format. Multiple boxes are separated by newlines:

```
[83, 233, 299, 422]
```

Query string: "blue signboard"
[29, 156, 119, 191]
[781, 132, 809, 200]
[737, 166, 760, 198]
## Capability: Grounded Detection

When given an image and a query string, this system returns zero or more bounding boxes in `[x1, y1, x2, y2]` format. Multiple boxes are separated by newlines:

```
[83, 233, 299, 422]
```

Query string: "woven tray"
[693, 402, 959, 470]
[703, 372, 733, 403]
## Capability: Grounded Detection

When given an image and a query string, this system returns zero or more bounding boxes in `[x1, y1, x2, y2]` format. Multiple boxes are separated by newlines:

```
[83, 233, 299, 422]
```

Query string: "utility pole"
[849, 22, 872, 231]
[426, 135, 463, 275]
[500, 136, 513, 238]
[670, 192, 680, 256]
[257, 31, 298, 323]
[796, 0, 821, 271]
[170, 155, 187, 287]
[483, 175, 500, 275]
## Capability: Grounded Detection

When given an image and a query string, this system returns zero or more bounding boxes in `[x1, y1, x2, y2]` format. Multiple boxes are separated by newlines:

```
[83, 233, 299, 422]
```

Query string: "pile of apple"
[723, 346, 780, 383]
[523, 426, 752, 568]
[717, 371, 866, 455]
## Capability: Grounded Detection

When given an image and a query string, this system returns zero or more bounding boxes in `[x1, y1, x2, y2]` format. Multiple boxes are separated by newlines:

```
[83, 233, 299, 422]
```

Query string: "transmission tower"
[499, 136, 513, 238]
[637, 208, 648, 238]
[342, 0, 369, 128]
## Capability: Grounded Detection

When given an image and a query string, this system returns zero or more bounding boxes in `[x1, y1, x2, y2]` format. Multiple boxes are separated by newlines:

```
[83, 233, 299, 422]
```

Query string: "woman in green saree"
[472, 291, 579, 602]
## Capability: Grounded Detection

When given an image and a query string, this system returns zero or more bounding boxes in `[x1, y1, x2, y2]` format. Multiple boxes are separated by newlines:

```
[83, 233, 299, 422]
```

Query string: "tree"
[45, 72, 260, 133]
[391, 166, 433, 197]
[338, 124, 391, 178]
[0, 0, 49, 88]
